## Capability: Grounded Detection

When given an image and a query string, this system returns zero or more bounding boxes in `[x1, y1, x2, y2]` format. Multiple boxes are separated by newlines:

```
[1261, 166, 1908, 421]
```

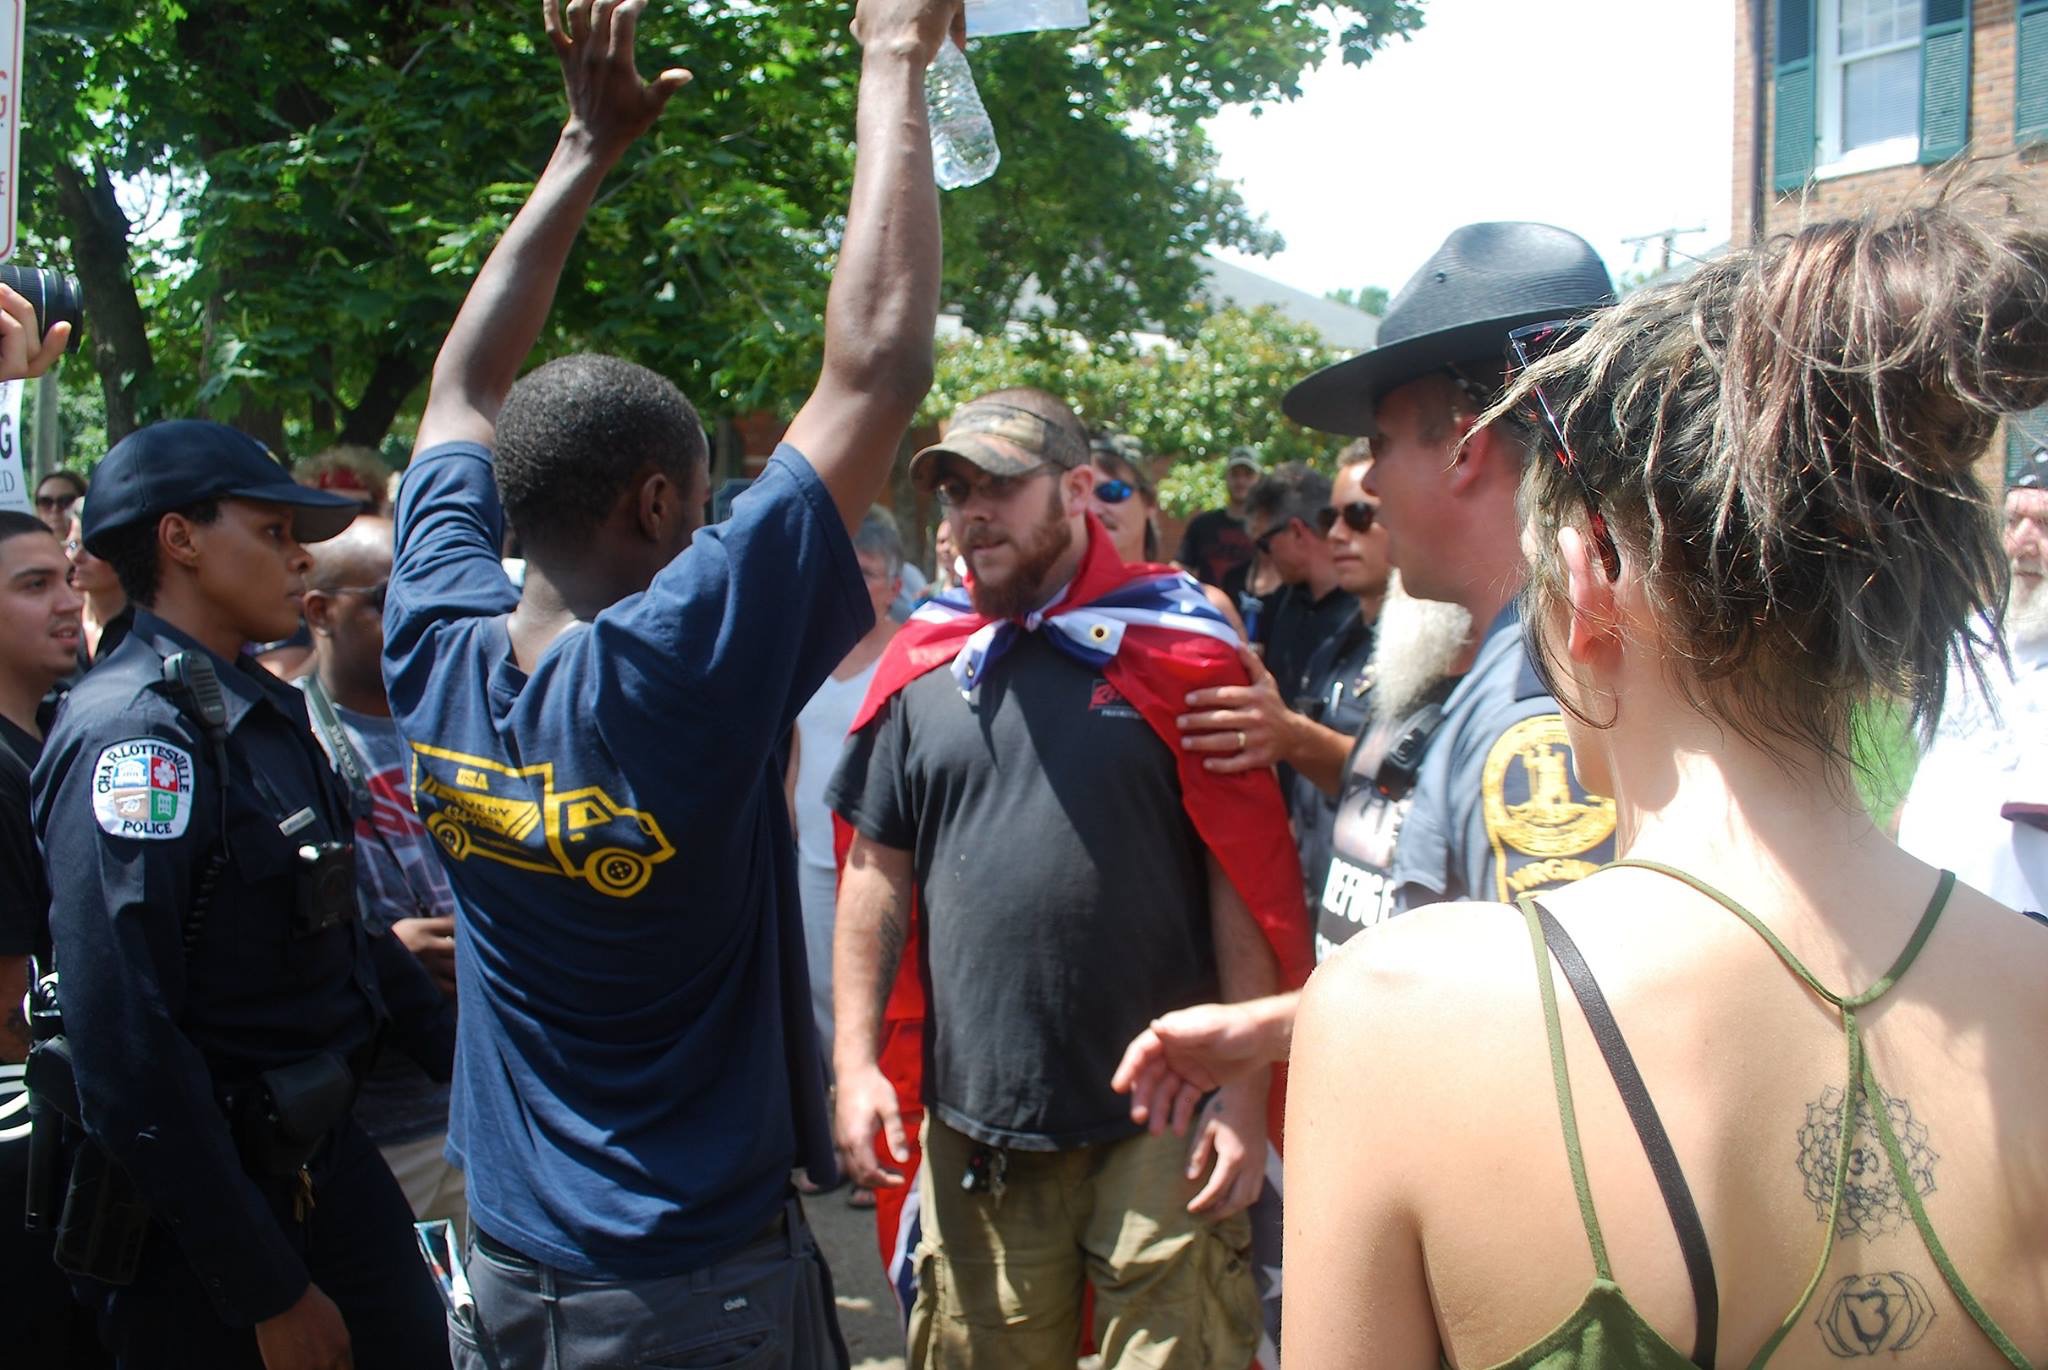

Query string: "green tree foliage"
[19, 0, 1425, 459]
[1324, 284, 1387, 315]
[926, 305, 1350, 516]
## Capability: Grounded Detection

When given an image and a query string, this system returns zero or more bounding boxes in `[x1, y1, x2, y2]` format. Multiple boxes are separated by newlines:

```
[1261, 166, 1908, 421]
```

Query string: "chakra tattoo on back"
[1815, 1272, 1936, 1357]
[1796, 1084, 1939, 1241]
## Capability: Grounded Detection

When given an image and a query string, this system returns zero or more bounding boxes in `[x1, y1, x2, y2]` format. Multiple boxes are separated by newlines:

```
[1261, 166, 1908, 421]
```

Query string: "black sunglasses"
[1506, 320, 1620, 581]
[1094, 478, 1137, 504]
[1254, 518, 1302, 555]
[1314, 501, 1376, 536]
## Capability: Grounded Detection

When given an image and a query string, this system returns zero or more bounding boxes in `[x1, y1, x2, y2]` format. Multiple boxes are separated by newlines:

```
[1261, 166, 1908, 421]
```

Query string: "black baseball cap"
[81, 420, 362, 555]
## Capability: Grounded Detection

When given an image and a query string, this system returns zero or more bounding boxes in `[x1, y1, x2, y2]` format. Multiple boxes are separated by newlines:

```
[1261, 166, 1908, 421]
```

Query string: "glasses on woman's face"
[1314, 501, 1376, 536]
[36, 492, 77, 515]
[1093, 479, 1137, 504]
[1506, 320, 1621, 581]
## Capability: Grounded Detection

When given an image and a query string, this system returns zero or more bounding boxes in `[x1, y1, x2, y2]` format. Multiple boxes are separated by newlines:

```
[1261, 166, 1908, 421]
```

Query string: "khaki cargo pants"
[907, 1116, 1260, 1370]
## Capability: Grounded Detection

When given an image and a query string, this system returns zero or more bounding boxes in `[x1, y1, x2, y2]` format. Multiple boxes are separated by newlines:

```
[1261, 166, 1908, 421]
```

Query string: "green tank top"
[1453, 861, 2035, 1370]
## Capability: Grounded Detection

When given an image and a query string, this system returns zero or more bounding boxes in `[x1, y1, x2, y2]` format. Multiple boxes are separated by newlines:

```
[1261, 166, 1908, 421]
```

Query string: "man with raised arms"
[385, 0, 954, 1362]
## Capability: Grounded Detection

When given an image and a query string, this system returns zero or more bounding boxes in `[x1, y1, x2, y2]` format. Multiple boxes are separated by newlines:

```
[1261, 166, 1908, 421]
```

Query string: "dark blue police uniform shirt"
[383, 441, 869, 1280]
[1391, 603, 1617, 912]
[32, 612, 378, 1325]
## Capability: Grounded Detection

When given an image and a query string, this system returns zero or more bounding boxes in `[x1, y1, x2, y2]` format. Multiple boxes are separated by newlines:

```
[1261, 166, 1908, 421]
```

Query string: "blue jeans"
[452, 1197, 850, 1370]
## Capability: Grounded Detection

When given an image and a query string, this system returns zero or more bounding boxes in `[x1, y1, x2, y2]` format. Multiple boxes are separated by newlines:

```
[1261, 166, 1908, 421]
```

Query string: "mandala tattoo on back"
[1795, 1084, 1939, 1241]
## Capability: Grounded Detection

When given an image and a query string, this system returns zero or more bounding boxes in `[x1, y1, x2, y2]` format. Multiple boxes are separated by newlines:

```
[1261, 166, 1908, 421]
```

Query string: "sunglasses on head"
[1094, 478, 1137, 504]
[1506, 320, 1621, 581]
[1314, 501, 1376, 536]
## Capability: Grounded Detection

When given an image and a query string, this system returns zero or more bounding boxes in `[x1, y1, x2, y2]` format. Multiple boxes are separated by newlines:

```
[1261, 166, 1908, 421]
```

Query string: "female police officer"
[31, 420, 449, 1369]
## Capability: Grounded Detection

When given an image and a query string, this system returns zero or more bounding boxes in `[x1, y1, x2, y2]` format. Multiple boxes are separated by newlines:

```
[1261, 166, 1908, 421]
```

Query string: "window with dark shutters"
[2019, 0, 2048, 145]
[1919, 0, 1971, 163]
[1775, 0, 1819, 188]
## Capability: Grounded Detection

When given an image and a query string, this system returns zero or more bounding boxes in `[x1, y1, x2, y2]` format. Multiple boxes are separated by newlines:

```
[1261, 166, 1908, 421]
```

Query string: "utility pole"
[1621, 226, 1709, 275]
[33, 370, 57, 485]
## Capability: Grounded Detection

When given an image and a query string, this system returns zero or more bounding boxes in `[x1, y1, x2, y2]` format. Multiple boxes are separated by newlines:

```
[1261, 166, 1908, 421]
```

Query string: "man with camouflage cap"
[830, 387, 1309, 1368]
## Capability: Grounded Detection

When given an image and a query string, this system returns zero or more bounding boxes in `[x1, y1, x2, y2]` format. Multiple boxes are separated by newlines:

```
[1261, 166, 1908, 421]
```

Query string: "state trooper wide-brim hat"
[907, 399, 1091, 492]
[1284, 222, 1616, 438]
[82, 420, 363, 555]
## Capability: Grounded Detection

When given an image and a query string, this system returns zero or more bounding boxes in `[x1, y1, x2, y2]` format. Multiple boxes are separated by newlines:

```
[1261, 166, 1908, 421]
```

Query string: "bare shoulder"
[1298, 900, 1546, 1104]
[1307, 899, 1536, 1021]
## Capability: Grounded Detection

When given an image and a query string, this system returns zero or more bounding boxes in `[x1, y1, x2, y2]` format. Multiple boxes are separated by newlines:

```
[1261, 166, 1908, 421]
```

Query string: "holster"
[223, 1053, 357, 1179]
[25, 1036, 152, 1285]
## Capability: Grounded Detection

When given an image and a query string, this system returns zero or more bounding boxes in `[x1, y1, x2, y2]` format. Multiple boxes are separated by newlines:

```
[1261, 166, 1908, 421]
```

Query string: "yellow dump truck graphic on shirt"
[409, 743, 675, 899]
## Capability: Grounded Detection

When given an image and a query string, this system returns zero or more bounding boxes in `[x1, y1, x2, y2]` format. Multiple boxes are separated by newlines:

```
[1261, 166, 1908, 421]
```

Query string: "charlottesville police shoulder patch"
[91, 739, 196, 840]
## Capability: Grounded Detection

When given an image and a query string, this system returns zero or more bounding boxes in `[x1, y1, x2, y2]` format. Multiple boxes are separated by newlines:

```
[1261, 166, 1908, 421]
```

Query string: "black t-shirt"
[0, 715, 45, 959]
[1316, 681, 1456, 963]
[828, 633, 1218, 1151]
[1258, 583, 1361, 707]
[1177, 509, 1254, 589]
[1289, 616, 1376, 897]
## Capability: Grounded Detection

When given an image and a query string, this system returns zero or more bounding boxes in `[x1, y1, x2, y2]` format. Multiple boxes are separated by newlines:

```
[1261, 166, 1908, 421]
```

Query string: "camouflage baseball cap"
[908, 399, 1091, 492]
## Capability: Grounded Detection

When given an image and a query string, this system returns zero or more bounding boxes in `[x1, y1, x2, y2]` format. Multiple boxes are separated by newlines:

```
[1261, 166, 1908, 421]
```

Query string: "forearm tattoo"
[1815, 1272, 1936, 1356]
[870, 900, 907, 1024]
[1797, 1084, 1938, 1240]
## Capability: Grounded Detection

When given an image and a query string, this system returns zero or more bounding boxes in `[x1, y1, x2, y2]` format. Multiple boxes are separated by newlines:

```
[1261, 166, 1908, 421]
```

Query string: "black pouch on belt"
[234, 1052, 356, 1178]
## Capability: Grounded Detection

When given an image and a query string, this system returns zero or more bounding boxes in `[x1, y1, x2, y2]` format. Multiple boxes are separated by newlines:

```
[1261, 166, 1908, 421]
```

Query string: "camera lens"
[0, 266, 83, 352]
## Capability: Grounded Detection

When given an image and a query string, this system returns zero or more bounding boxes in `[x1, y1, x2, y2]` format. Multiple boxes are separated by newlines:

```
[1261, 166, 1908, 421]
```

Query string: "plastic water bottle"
[925, 41, 1000, 190]
[965, 0, 1090, 38]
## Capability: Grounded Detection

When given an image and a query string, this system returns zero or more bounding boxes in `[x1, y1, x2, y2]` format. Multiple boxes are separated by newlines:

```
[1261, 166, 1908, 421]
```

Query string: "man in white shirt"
[1899, 457, 2048, 911]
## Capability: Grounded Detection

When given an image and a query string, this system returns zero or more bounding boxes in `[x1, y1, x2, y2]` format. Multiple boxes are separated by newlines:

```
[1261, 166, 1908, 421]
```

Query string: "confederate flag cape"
[833, 515, 1310, 1364]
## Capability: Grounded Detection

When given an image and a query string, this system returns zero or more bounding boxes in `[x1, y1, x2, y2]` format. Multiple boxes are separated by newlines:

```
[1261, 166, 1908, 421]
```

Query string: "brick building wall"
[1733, 0, 2048, 488]
[1734, 0, 2048, 242]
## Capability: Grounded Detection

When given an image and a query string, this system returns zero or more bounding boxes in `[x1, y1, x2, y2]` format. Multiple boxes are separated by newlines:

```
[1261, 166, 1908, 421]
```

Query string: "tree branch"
[338, 347, 430, 449]
[53, 161, 155, 443]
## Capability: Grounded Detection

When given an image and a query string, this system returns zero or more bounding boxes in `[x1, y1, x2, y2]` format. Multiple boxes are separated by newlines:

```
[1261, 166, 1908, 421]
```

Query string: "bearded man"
[826, 388, 1309, 1369]
[1898, 458, 2048, 911]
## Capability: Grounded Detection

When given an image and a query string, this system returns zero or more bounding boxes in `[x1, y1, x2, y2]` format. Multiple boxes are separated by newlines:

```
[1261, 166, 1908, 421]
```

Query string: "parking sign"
[0, 1, 22, 263]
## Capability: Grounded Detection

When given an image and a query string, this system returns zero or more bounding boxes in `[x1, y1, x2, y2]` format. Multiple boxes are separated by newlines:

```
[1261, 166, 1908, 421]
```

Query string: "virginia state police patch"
[91, 739, 195, 840]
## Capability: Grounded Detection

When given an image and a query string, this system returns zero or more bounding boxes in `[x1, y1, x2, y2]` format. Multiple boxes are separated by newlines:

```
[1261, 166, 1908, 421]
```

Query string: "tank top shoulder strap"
[1517, 896, 1614, 1285]
[1603, 861, 2035, 1370]
[1604, 860, 1951, 1008]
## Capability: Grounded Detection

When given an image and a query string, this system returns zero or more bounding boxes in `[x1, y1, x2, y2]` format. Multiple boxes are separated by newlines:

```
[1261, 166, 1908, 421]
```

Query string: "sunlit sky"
[1202, 0, 1738, 303]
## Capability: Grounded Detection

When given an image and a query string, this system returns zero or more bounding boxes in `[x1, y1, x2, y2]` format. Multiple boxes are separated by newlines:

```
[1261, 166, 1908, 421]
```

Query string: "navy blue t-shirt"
[384, 441, 869, 1278]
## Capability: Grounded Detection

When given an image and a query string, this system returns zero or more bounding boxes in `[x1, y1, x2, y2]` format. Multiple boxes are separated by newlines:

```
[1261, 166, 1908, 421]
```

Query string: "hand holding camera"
[0, 269, 78, 383]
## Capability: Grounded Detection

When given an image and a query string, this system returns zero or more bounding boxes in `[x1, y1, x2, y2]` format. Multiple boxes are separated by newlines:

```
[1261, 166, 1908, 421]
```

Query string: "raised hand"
[544, 0, 692, 159]
[851, 0, 966, 68]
